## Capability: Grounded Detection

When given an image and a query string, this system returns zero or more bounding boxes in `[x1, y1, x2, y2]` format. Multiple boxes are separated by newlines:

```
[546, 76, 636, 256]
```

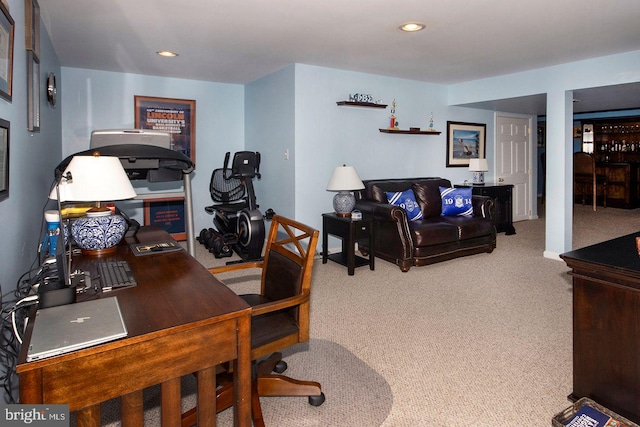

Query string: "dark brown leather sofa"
[354, 177, 496, 272]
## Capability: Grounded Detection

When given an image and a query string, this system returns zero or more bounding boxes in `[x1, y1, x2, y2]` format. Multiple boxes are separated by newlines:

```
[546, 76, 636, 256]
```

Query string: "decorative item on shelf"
[468, 158, 489, 185]
[428, 112, 436, 132]
[326, 165, 365, 217]
[349, 93, 374, 103]
[50, 153, 137, 256]
[388, 99, 398, 129]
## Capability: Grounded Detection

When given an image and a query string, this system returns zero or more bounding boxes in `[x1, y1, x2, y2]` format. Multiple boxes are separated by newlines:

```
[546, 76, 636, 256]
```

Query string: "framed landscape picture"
[134, 96, 196, 163]
[446, 121, 486, 167]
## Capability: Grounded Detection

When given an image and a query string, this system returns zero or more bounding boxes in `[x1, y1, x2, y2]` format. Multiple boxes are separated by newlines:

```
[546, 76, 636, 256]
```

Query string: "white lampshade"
[468, 158, 489, 172]
[326, 165, 365, 192]
[49, 154, 137, 256]
[50, 154, 136, 202]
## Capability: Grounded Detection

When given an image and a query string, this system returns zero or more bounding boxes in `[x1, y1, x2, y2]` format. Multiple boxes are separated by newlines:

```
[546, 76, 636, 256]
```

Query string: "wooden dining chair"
[574, 152, 607, 211]
[182, 214, 324, 427]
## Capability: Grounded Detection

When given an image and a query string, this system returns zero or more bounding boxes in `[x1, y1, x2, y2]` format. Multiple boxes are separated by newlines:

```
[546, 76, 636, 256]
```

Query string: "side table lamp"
[326, 165, 365, 217]
[468, 158, 489, 185]
[50, 153, 136, 256]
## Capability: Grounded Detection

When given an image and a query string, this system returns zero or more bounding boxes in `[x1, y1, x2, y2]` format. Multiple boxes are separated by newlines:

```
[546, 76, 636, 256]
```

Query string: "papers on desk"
[131, 241, 183, 256]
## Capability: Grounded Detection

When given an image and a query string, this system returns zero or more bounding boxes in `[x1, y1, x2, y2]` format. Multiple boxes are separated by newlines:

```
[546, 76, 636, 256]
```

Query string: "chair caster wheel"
[308, 392, 325, 406]
[274, 360, 287, 373]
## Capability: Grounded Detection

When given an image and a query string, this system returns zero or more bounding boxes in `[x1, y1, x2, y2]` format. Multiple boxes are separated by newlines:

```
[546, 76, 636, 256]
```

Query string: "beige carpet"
[92, 202, 640, 426]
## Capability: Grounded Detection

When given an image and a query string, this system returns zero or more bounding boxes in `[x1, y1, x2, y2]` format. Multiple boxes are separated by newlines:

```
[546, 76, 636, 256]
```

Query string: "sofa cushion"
[412, 181, 449, 218]
[409, 219, 459, 246]
[439, 187, 473, 217]
[386, 189, 423, 221]
[440, 216, 494, 240]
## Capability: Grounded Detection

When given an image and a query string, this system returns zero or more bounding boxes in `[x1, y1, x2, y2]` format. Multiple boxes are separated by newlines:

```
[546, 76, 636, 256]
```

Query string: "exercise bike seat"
[204, 168, 248, 215]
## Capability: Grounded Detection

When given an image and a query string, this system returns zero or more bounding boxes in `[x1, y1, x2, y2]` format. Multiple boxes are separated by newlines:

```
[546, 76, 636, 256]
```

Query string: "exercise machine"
[199, 151, 268, 261]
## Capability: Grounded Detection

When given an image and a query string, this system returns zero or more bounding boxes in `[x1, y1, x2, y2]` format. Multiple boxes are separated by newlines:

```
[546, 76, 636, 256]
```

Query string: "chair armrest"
[251, 293, 310, 316]
[472, 195, 494, 220]
[209, 261, 264, 275]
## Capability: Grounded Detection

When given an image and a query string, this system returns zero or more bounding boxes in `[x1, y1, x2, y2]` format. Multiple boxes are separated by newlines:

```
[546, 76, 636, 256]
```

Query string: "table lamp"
[326, 165, 364, 217]
[469, 158, 489, 185]
[50, 153, 136, 255]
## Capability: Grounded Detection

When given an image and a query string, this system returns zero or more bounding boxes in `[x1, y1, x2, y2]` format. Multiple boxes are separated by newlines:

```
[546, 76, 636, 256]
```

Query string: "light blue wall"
[0, 0, 62, 297]
[60, 68, 245, 232]
[448, 49, 640, 257]
[292, 64, 495, 231]
[245, 64, 296, 219]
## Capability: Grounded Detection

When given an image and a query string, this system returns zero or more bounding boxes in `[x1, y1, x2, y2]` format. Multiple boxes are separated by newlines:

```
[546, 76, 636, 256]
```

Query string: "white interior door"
[495, 114, 531, 222]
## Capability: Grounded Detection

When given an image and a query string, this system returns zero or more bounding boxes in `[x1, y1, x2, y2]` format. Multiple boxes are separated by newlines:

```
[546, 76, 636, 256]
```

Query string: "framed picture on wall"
[24, 0, 40, 58]
[0, 118, 9, 201]
[134, 96, 196, 163]
[144, 197, 186, 241]
[446, 121, 486, 167]
[27, 50, 39, 132]
[0, 2, 14, 102]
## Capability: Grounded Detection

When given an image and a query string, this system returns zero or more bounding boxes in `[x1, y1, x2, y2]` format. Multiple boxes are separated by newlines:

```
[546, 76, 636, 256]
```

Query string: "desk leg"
[121, 390, 144, 427]
[234, 314, 252, 427]
[76, 404, 100, 427]
[162, 378, 182, 427]
[197, 366, 217, 427]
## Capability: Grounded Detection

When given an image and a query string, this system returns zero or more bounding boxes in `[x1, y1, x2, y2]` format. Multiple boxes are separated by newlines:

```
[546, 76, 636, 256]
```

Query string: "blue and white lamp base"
[472, 171, 485, 185]
[333, 191, 356, 217]
[71, 210, 127, 256]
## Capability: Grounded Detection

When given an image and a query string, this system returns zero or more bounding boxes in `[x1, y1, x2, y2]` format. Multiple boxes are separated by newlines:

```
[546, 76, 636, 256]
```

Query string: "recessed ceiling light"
[399, 22, 425, 32]
[157, 51, 178, 57]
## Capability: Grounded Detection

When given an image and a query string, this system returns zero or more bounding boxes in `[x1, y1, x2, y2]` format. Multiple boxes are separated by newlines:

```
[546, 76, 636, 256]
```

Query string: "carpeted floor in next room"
[96, 202, 640, 427]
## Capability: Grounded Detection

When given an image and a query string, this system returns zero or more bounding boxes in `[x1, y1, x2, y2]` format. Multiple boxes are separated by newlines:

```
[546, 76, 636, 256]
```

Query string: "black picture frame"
[446, 121, 486, 167]
[134, 95, 196, 163]
[0, 118, 10, 201]
[0, 2, 14, 102]
[27, 50, 39, 132]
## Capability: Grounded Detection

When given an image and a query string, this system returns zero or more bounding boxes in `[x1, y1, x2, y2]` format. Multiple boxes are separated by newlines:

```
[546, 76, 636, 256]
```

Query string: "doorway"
[495, 114, 532, 222]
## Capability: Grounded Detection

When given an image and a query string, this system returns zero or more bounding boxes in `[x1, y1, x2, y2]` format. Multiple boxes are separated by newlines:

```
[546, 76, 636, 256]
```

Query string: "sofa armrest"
[355, 200, 405, 222]
[355, 199, 413, 261]
[472, 195, 494, 220]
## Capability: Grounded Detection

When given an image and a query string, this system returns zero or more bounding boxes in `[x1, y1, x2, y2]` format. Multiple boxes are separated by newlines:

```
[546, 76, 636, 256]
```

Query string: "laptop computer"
[26, 297, 128, 362]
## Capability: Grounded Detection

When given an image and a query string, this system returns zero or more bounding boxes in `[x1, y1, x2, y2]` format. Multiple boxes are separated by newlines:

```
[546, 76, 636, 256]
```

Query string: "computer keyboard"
[98, 260, 137, 291]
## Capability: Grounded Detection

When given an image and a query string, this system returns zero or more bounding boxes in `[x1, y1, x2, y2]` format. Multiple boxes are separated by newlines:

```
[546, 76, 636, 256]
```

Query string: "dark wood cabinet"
[561, 233, 640, 425]
[581, 117, 640, 209]
[456, 183, 515, 235]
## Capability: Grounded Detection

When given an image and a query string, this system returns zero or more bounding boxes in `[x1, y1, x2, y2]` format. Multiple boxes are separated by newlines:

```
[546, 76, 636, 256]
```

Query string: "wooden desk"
[561, 232, 640, 424]
[17, 226, 252, 427]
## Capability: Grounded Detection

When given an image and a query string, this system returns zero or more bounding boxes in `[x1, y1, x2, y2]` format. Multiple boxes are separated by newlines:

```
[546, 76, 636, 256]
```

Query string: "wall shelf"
[379, 128, 441, 135]
[336, 101, 387, 108]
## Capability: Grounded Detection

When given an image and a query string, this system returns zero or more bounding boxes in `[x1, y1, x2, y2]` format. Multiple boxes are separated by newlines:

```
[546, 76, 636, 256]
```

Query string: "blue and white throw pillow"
[439, 186, 473, 217]
[386, 189, 424, 221]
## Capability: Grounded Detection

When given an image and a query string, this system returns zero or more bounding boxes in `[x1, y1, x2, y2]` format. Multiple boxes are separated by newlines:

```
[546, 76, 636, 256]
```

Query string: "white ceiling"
[40, 0, 640, 115]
